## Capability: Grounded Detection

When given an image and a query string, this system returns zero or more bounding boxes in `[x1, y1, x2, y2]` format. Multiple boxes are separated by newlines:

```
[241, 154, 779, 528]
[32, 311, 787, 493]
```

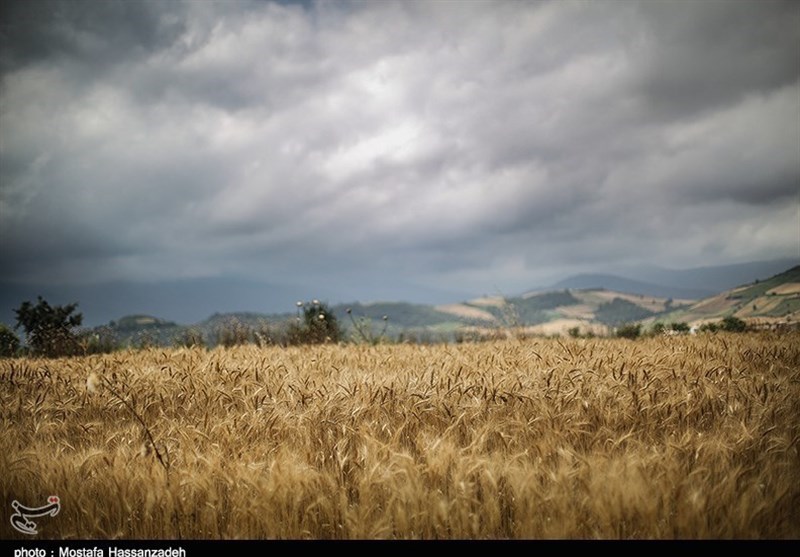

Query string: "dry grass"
[434, 303, 498, 323]
[767, 283, 800, 296]
[1, 332, 798, 539]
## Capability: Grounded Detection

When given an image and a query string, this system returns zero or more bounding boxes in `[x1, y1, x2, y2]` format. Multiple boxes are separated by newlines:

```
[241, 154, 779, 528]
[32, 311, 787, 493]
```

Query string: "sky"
[1, 0, 799, 321]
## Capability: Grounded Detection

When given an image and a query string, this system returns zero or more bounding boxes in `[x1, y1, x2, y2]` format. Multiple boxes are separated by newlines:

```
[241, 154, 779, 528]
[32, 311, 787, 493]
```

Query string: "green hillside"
[646, 265, 800, 329]
[91, 264, 800, 345]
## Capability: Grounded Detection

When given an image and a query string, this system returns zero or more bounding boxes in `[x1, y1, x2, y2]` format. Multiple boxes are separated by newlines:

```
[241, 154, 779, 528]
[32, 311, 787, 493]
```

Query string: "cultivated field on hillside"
[2, 333, 798, 539]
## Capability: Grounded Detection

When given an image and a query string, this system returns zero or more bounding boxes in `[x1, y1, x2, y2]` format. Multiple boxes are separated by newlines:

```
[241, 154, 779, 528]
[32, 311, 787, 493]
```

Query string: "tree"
[670, 322, 690, 333]
[14, 296, 83, 357]
[0, 324, 20, 357]
[698, 322, 720, 333]
[287, 300, 343, 345]
[721, 316, 747, 333]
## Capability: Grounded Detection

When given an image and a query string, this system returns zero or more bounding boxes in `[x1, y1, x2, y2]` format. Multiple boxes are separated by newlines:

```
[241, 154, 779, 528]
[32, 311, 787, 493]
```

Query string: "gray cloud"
[0, 0, 186, 75]
[633, 0, 800, 118]
[1, 0, 798, 305]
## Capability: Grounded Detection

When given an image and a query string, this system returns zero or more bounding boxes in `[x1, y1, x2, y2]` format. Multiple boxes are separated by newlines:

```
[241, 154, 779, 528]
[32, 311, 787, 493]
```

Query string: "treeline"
[610, 315, 750, 340]
[0, 297, 350, 358]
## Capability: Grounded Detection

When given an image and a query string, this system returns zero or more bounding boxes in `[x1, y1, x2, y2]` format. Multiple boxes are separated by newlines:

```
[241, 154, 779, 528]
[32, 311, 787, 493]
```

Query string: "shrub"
[670, 322, 690, 333]
[721, 316, 747, 333]
[253, 321, 275, 347]
[698, 322, 720, 333]
[78, 326, 120, 355]
[174, 328, 206, 349]
[287, 300, 343, 345]
[346, 307, 389, 345]
[215, 317, 252, 347]
[698, 317, 747, 334]
[615, 323, 642, 339]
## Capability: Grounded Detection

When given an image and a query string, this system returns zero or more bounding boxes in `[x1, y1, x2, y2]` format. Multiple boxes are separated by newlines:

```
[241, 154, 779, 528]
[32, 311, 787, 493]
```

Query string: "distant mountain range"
[541, 274, 711, 300]
[615, 259, 798, 295]
[541, 258, 799, 300]
[1, 258, 797, 343]
[64, 261, 800, 346]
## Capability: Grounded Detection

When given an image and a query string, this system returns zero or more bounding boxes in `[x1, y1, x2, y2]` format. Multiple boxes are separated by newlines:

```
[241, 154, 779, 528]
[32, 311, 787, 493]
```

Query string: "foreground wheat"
[1, 333, 798, 539]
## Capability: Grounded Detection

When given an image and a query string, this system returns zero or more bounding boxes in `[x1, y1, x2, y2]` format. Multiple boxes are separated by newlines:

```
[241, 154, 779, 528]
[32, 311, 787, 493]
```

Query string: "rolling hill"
[541, 273, 713, 300]
[643, 265, 800, 330]
[85, 263, 800, 345]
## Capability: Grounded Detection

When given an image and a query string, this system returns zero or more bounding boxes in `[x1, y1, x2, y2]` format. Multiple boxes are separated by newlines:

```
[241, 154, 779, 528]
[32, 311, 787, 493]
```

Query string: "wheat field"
[1, 332, 798, 539]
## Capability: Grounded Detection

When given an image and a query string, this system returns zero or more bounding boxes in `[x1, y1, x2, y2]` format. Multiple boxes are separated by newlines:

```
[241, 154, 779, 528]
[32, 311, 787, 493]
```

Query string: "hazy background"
[1, 0, 798, 326]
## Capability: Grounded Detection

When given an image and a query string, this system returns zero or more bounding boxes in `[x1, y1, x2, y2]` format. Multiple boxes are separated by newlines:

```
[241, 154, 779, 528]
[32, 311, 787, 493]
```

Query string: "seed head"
[140, 442, 152, 458]
[86, 373, 101, 394]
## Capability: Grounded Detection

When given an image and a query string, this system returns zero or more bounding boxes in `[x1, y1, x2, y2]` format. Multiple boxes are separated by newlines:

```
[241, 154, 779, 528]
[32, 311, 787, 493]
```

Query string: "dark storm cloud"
[633, 0, 800, 118]
[0, 0, 185, 73]
[1, 0, 798, 300]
